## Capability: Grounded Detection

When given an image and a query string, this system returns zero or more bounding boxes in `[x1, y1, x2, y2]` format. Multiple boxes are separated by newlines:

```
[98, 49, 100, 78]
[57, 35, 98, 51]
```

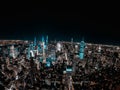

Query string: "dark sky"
[0, 7, 120, 45]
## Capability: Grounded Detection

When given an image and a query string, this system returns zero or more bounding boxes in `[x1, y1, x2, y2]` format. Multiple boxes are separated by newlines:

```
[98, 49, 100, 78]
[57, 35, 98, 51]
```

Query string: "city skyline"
[0, 8, 119, 45]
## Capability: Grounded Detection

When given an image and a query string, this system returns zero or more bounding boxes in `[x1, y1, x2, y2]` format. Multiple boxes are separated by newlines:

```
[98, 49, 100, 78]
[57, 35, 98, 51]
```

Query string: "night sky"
[0, 7, 120, 45]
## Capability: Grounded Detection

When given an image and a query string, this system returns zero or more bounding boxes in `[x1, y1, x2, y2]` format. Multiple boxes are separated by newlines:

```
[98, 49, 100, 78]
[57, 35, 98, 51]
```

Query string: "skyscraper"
[79, 37, 85, 59]
[27, 46, 30, 59]
[10, 45, 15, 58]
[42, 36, 44, 43]
[34, 37, 37, 46]
[46, 35, 48, 45]
[42, 36, 46, 63]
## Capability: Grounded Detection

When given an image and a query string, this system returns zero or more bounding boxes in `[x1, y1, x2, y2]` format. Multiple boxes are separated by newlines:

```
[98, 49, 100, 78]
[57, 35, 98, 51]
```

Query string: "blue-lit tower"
[41, 36, 46, 63]
[46, 35, 48, 45]
[46, 35, 48, 49]
[42, 36, 44, 43]
[42, 36, 46, 49]
[34, 37, 37, 46]
[79, 37, 86, 59]
[41, 36, 45, 52]
[38, 43, 41, 52]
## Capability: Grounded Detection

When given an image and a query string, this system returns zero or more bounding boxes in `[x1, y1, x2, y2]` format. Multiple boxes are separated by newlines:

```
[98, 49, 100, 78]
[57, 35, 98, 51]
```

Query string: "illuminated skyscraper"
[30, 50, 34, 57]
[79, 37, 85, 59]
[42, 36, 44, 43]
[46, 35, 48, 46]
[30, 43, 34, 50]
[38, 43, 41, 52]
[42, 36, 45, 49]
[42, 36, 46, 63]
[10, 45, 15, 58]
[98, 46, 101, 53]
[27, 46, 30, 59]
[57, 42, 62, 51]
[34, 37, 36, 46]
[28, 42, 35, 58]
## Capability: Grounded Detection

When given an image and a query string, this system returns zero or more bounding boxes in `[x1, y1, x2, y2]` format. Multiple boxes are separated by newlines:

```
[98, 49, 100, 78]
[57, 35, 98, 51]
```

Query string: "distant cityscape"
[0, 36, 120, 90]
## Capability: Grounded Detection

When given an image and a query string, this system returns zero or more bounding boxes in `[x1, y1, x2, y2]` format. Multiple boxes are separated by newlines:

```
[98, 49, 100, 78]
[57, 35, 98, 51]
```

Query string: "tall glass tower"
[34, 37, 36, 46]
[45, 35, 48, 50]
[42, 36, 44, 43]
[42, 36, 46, 63]
[79, 38, 85, 59]
[46, 35, 48, 46]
